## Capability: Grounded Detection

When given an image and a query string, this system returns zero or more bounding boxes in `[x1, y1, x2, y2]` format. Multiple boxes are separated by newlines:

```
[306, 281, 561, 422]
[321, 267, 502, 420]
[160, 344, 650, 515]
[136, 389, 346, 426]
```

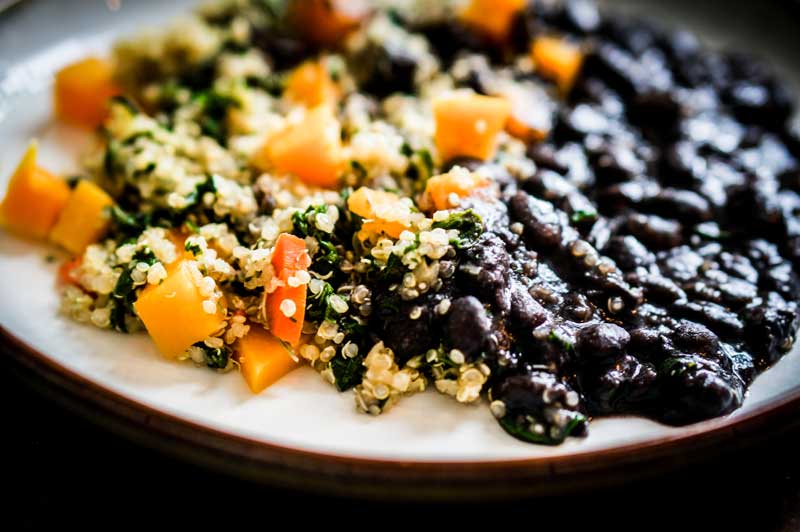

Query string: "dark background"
[3, 0, 800, 529]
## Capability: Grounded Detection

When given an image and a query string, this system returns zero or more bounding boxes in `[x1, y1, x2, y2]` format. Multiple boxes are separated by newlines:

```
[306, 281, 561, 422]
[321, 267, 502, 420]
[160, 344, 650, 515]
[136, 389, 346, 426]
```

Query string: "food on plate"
[3, 0, 800, 445]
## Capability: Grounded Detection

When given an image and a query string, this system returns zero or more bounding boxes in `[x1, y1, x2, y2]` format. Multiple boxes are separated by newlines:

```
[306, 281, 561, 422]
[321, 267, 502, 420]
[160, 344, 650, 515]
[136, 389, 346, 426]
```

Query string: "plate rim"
[4, 322, 800, 499]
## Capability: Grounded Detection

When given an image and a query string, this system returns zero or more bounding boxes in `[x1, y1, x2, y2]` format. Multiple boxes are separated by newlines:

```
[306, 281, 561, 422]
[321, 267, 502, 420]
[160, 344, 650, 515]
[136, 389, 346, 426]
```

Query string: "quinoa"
[41, 0, 800, 446]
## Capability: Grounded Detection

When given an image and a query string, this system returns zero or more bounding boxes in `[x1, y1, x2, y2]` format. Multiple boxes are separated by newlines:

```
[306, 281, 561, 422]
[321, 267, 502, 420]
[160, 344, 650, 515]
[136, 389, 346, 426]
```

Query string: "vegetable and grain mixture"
[3, 0, 800, 445]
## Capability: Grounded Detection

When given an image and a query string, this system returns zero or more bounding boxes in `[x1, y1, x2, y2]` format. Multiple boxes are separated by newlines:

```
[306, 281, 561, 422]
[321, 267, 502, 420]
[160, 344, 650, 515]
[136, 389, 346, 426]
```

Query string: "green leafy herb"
[570, 208, 597, 224]
[291, 204, 341, 271]
[305, 280, 341, 323]
[193, 342, 231, 370]
[350, 160, 368, 181]
[246, 73, 285, 96]
[109, 205, 150, 239]
[404, 145, 435, 185]
[109, 95, 140, 114]
[193, 90, 240, 145]
[432, 209, 483, 249]
[110, 249, 157, 332]
[330, 354, 365, 392]
[185, 240, 203, 256]
[499, 413, 586, 445]
[547, 328, 575, 352]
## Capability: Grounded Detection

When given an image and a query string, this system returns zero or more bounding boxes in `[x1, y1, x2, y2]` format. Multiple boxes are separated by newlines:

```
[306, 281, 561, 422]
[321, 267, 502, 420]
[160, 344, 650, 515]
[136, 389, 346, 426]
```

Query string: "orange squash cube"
[426, 167, 490, 211]
[433, 93, 511, 162]
[531, 36, 584, 94]
[347, 187, 410, 238]
[494, 81, 553, 142]
[1, 142, 71, 239]
[54, 57, 121, 129]
[49, 180, 114, 254]
[271, 233, 311, 273]
[460, 0, 526, 42]
[237, 325, 300, 394]
[266, 272, 307, 346]
[288, 0, 370, 47]
[285, 59, 339, 108]
[134, 261, 226, 358]
[255, 105, 344, 188]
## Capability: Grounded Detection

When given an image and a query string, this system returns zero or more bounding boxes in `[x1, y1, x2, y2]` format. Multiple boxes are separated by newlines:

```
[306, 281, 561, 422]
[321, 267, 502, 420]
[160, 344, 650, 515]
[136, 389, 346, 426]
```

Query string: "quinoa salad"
[3, 0, 800, 446]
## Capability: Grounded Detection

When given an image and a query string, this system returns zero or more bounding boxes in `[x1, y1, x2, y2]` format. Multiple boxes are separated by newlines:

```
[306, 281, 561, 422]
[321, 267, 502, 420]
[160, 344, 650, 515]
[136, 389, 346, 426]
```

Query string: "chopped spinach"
[110, 249, 157, 332]
[498, 413, 586, 445]
[305, 280, 340, 323]
[193, 90, 240, 144]
[330, 353, 365, 392]
[570, 208, 598, 224]
[291, 204, 341, 271]
[432, 209, 483, 249]
[193, 341, 231, 370]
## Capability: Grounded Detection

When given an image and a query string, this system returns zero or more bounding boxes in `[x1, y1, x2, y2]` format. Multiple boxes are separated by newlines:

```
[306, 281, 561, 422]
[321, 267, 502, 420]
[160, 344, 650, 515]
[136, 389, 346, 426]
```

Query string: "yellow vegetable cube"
[237, 325, 300, 394]
[433, 93, 511, 162]
[426, 167, 490, 211]
[531, 36, 584, 94]
[253, 105, 343, 188]
[285, 59, 339, 108]
[460, 0, 526, 42]
[134, 261, 226, 358]
[1, 142, 71, 239]
[347, 187, 411, 238]
[50, 180, 114, 254]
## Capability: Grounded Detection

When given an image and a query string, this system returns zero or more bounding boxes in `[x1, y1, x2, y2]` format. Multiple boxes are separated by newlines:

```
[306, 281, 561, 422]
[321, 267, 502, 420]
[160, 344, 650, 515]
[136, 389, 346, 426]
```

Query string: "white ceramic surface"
[0, 0, 798, 463]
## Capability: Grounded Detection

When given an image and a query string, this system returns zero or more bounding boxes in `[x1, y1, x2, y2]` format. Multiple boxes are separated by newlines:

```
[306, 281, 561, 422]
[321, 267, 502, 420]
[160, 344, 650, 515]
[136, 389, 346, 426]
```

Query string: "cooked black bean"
[509, 281, 548, 331]
[509, 191, 563, 248]
[672, 300, 745, 337]
[446, 296, 493, 360]
[371, 292, 436, 364]
[352, 40, 417, 98]
[671, 320, 720, 354]
[603, 235, 654, 270]
[658, 356, 744, 424]
[575, 322, 630, 360]
[492, 371, 588, 445]
[628, 272, 686, 303]
[641, 188, 712, 223]
[626, 213, 683, 249]
[581, 354, 658, 414]
[743, 302, 798, 366]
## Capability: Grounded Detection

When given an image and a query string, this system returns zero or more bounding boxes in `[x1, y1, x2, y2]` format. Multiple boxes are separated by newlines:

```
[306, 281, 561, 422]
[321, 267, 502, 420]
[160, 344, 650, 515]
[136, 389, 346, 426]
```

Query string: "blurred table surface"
[2, 353, 798, 530]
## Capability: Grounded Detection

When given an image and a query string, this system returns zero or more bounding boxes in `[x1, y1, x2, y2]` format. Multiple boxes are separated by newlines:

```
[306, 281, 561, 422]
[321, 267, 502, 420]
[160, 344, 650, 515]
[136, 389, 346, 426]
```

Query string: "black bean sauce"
[384, 0, 800, 444]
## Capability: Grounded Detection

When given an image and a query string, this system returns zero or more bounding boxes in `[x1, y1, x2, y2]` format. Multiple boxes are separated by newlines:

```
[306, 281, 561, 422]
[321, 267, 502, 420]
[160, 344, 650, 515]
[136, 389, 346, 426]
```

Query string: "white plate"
[1, 0, 799, 497]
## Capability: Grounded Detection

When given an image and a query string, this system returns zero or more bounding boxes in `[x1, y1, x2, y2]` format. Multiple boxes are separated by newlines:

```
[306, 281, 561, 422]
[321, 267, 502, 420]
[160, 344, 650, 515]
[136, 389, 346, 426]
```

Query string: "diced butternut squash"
[460, 0, 526, 42]
[285, 59, 339, 108]
[265, 233, 311, 346]
[134, 260, 226, 358]
[49, 180, 114, 254]
[54, 57, 121, 128]
[433, 93, 511, 162]
[347, 187, 411, 239]
[266, 273, 307, 346]
[237, 325, 300, 394]
[255, 105, 343, 188]
[496, 81, 553, 142]
[531, 36, 584, 94]
[1, 142, 71, 239]
[272, 233, 311, 273]
[426, 167, 490, 211]
[58, 257, 82, 286]
[288, 0, 371, 47]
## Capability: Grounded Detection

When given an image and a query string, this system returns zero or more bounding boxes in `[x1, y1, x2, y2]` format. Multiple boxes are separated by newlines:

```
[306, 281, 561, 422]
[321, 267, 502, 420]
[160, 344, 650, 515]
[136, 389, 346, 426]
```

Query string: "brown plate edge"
[2, 323, 799, 501]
